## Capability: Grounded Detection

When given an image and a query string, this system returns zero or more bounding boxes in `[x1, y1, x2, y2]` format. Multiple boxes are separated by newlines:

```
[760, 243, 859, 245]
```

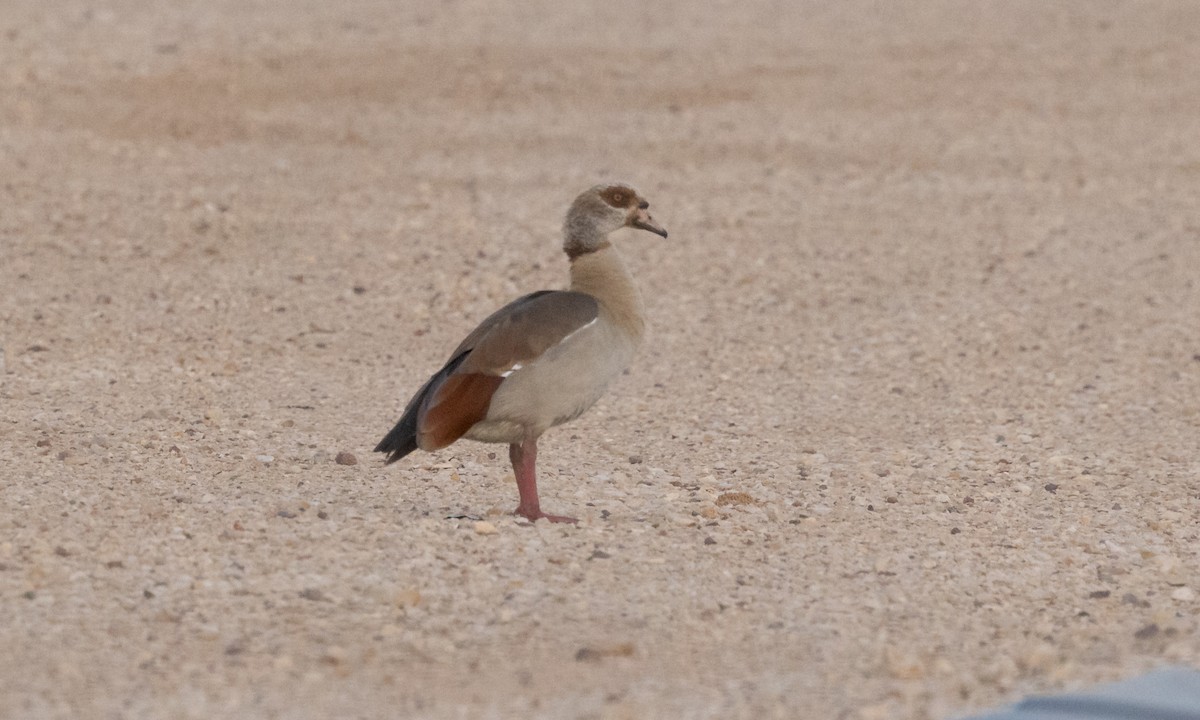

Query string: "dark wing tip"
[375, 424, 419, 464]
[375, 351, 473, 466]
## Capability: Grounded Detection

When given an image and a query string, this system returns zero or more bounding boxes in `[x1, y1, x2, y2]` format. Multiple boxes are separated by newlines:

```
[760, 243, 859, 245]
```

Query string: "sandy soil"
[2, 1, 1199, 718]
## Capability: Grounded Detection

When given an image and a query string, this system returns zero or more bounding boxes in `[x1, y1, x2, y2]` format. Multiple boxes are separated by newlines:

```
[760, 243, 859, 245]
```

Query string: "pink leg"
[510, 438, 577, 524]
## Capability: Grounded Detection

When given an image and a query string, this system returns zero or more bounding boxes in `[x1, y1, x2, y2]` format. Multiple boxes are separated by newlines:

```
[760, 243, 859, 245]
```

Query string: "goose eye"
[600, 186, 635, 208]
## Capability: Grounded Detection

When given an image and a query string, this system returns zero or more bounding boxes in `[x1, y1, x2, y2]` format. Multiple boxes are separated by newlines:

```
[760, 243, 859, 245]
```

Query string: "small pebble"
[1134, 623, 1159, 640]
[884, 646, 925, 679]
[256, 454, 274, 463]
[1088, 590, 1110, 599]
[628, 455, 643, 464]
[395, 589, 421, 608]
[1170, 586, 1195, 602]
[704, 536, 717, 545]
[575, 643, 634, 662]
[335, 451, 357, 466]
[715, 492, 756, 507]
[473, 521, 498, 535]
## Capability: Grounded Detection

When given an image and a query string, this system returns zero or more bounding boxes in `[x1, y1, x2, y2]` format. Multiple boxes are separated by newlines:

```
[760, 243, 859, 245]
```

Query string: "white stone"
[1170, 586, 1195, 602]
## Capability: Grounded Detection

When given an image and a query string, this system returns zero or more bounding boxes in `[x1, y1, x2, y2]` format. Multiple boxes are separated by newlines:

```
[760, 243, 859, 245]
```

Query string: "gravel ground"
[2, 1, 1198, 718]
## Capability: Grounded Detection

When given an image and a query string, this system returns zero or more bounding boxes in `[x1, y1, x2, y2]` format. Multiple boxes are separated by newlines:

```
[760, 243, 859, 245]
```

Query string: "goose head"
[563, 183, 668, 257]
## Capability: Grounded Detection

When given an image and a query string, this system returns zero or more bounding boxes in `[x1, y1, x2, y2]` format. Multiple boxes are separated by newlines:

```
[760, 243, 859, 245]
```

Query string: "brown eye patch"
[600, 186, 638, 209]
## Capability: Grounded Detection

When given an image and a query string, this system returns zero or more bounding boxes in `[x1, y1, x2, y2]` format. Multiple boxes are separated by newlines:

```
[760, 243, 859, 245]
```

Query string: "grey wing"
[449, 290, 599, 371]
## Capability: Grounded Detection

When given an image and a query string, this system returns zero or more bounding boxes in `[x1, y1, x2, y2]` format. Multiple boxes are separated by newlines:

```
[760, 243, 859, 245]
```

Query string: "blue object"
[964, 667, 1200, 720]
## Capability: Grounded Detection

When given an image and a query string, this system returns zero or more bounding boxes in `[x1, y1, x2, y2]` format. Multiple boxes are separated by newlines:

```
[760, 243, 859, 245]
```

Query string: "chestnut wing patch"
[416, 372, 504, 450]
[375, 349, 470, 463]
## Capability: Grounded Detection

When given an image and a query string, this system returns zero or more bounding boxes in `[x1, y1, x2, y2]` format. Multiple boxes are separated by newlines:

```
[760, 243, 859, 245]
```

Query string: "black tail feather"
[374, 411, 421, 464]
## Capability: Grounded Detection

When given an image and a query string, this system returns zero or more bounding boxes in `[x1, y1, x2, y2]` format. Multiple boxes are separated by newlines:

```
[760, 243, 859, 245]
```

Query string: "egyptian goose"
[375, 183, 667, 523]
